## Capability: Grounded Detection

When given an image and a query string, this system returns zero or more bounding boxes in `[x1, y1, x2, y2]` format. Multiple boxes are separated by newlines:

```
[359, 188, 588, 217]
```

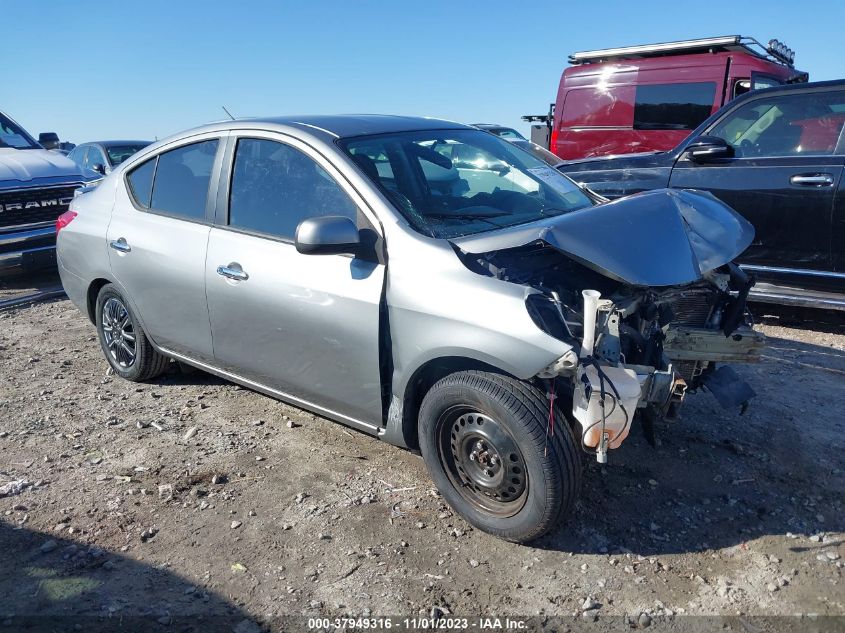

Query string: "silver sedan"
[56, 115, 763, 542]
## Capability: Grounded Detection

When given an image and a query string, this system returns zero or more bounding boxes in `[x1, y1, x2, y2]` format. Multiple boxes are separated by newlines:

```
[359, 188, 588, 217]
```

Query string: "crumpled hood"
[451, 189, 755, 287]
[0, 148, 83, 184]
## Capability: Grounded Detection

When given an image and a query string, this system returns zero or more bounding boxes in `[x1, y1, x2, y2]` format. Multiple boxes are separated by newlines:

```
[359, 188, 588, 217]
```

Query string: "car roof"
[85, 140, 152, 147]
[236, 114, 470, 139]
[473, 124, 515, 131]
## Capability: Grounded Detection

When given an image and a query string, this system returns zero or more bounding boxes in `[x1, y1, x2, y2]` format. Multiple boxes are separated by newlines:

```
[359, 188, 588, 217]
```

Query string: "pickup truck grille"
[0, 184, 81, 229]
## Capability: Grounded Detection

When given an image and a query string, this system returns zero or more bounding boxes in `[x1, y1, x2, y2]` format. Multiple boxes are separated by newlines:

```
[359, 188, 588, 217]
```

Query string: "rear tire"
[418, 370, 581, 543]
[95, 284, 169, 382]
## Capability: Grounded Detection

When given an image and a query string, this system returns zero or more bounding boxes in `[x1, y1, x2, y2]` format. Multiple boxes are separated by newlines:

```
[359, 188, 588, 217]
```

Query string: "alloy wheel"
[101, 297, 137, 368]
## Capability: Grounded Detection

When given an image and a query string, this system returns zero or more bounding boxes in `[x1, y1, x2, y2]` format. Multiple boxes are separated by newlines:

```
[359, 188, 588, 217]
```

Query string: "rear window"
[127, 159, 155, 207]
[561, 85, 635, 128]
[150, 140, 218, 220]
[107, 144, 149, 166]
[633, 82, 716, 130]
[127, 140, 218, 220]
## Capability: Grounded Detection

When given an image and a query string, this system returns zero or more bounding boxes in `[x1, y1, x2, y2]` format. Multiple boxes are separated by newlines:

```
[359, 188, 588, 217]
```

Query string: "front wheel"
[418, 371, 581, 543]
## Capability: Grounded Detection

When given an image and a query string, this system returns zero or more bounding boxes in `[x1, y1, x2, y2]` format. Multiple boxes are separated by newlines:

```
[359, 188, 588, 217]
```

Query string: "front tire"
[418, 370, 581, 543]
[95, 284, 169, 382]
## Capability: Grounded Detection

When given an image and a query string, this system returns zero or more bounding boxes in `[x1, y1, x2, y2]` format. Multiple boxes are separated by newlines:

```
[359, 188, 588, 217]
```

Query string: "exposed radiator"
[660, 287, 720, 384]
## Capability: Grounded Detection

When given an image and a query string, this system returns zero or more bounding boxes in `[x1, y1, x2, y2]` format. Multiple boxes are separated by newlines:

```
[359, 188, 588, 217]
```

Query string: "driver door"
[669, 88, 845, 278]
[205, 133, 386, 427]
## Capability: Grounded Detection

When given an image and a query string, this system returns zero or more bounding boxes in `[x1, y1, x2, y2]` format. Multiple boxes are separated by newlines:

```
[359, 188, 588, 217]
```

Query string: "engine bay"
[460, 240, 766, 462]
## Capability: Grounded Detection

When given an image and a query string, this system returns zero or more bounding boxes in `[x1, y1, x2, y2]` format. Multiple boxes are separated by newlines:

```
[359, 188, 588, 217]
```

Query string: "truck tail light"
[56, 210, 78, 234]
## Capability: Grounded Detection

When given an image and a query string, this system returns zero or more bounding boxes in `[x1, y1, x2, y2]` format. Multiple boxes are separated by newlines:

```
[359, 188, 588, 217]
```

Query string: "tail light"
[550, 125, 559, 156]
[56, 210, 78, 234]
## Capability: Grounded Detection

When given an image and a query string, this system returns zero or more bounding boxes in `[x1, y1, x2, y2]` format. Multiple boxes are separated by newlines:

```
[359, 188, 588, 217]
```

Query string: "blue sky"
[4, 0, 843, 143]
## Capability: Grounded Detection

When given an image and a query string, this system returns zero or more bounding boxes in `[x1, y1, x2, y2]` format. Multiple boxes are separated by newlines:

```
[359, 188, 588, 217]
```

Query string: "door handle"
[109, 238, 131, 253]
[790, 173, 834, 187]
[216, 264, 249, 281]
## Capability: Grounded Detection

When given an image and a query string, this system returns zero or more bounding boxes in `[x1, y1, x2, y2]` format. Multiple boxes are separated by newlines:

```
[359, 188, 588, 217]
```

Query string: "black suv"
[558, 80, 845, 311]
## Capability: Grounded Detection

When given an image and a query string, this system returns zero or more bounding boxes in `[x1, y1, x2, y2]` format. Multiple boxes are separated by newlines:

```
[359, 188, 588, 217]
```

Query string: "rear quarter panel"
[56, 179, 117, 317]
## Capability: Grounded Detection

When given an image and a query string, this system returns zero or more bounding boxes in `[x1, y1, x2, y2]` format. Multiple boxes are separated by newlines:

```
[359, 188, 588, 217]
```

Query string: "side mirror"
[295, 216, 361, 256]
[38, 132, 60, 150]
[685, 135, 734, 162]
[91, 163, 107, 175]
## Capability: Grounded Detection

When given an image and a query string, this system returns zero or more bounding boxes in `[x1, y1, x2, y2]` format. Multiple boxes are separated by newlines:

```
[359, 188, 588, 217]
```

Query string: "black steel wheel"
[437, 408, 528, 517]
[418, 370, 581, 543]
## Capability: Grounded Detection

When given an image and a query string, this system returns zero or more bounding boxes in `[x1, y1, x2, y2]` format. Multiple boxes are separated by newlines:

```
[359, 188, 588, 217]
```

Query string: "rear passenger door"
[108, 133, 225, 361]
[204, 133, 385, 427]
[669, 88, 845, 284]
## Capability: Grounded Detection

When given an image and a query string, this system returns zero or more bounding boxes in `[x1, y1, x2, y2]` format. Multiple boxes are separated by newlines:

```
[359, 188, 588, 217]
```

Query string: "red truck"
[524, 35, 808, 160]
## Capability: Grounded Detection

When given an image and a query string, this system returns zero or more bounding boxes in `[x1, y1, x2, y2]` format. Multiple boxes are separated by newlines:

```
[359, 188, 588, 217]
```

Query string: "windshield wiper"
[423, 206, 510, 218]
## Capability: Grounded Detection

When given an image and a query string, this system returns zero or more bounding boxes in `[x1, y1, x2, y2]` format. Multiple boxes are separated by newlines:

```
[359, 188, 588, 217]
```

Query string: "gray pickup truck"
[1, 109, 91, 269]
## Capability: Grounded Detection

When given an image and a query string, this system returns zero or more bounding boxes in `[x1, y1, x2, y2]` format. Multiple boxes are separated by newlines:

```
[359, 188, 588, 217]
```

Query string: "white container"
[580, 289, 601, 359]
[573, 364, 642, 450]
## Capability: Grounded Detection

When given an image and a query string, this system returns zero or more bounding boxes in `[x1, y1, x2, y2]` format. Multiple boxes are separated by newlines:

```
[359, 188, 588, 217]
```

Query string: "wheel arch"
[384, 354, 521, 450]
[86, 278, 111, 323]
[85, 277, 152, 343]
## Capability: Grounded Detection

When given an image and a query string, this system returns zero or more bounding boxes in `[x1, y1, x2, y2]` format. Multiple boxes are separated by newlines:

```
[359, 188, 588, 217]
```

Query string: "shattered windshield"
[341, 129, 594, 238]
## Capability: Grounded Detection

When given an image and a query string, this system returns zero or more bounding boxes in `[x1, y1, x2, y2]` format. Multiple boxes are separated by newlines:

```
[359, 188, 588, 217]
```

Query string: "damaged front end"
[453, 189, 766, 463]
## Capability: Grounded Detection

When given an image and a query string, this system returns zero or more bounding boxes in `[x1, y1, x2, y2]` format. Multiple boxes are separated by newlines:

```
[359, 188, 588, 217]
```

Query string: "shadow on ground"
[0, 521, 259, 632]
[0, 268, 63, 300]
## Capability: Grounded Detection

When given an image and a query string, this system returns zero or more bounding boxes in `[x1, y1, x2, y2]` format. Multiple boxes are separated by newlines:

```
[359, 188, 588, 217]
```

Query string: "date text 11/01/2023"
[307, 617, 529, 630]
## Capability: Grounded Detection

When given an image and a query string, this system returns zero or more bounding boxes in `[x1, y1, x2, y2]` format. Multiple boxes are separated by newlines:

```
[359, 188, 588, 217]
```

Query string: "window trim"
[215, 130, 383, 245]
[123, 132, 226, 225]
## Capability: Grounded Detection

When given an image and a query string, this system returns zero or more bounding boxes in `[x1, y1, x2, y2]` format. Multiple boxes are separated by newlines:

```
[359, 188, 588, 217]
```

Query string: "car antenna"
[222, 105, 236, 121]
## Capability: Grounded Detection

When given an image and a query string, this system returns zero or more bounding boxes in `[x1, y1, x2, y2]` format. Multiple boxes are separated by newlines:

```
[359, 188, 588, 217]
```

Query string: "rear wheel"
[95, 284, 169, 382]
[418, 370, 581, 543]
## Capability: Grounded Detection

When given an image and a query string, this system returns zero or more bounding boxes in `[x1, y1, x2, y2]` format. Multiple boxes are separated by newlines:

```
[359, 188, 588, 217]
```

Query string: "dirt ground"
[0, 298, 843, 632]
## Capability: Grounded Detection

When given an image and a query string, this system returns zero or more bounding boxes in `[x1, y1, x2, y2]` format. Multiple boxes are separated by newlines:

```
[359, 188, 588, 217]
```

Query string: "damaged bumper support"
[541, 287, 765, 463]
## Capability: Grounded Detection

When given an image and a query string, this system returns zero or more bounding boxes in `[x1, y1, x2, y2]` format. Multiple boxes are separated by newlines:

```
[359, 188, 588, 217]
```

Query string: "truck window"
[709, 91, 845, 157]
[561, 85, 634, 128]
[735, 74, 783, 98]
[633, 82, 716, 130]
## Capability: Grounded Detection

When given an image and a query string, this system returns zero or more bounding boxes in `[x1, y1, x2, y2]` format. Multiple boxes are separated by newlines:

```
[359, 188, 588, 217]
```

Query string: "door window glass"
[709, 91, 845, 157]
[633, 82, 716, 130]
[150, 139, 218, 220]
[127, 158, 156, 207]
[85, 147, 105, 169]
[229, 138, 358, 239]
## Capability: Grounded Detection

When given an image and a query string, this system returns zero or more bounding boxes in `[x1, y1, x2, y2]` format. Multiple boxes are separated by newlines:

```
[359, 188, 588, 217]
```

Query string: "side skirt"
[157, 346, 383, 438]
